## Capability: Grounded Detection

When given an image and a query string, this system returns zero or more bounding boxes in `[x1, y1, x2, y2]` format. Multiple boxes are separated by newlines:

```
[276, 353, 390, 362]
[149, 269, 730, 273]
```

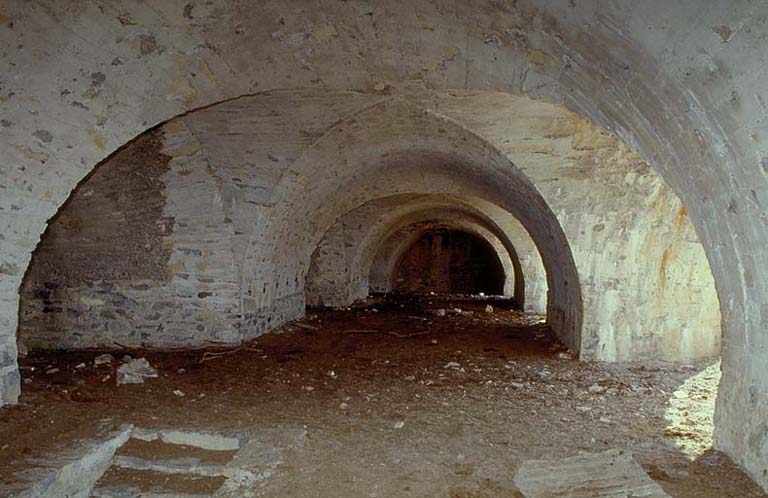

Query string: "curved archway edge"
[3, 0, 752, 476]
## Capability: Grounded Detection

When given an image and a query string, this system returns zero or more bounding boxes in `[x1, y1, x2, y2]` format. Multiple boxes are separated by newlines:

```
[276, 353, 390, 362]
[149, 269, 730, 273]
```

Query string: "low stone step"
[91, 485, 209, 498]
[113, 455, 230, 478]
[116, 435, 237, 467]
[131, 428, 242, 452]
[91, 466, 227, 498]
[513, 448, 671, 498]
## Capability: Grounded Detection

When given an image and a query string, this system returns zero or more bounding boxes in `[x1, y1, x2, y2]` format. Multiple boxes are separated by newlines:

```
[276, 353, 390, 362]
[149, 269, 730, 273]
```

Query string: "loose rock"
[94, 353, 115, 366]
[116, 358, 158, 385]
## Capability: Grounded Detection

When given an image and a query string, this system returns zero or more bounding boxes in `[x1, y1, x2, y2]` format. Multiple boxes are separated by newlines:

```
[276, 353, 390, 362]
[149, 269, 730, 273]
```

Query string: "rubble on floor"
[1, 297, 758, 497]
[116, 359, 158, 385]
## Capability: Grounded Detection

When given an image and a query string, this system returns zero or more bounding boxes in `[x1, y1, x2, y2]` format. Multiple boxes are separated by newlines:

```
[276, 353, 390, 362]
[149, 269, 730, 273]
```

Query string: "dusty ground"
[0, 295, 763, 497]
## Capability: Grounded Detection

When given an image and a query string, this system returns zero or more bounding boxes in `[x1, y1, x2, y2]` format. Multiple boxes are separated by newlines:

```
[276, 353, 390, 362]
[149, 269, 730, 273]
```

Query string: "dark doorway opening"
[392, 229, 505, 295]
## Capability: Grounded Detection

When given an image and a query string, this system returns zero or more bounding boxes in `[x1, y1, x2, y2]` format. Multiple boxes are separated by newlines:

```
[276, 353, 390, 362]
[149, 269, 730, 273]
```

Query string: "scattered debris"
[116, 358, 158, 385]
[293, 322, 319, 331]
[393, 421, 405, 429]
[484, 304, 494, 314]
[94, 354, 115, 366]
[345, 329, 430, 339]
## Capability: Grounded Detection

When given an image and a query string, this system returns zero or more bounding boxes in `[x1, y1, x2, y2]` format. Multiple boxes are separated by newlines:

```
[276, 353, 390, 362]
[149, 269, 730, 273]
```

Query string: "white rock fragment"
[94, 353, 115, 366]
[116, 358, 158, 385]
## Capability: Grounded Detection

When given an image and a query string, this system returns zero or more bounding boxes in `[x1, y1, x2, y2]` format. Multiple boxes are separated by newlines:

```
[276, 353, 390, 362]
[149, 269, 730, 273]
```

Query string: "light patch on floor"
[513, 448, 670, 497]
[664, 361, 720, 459]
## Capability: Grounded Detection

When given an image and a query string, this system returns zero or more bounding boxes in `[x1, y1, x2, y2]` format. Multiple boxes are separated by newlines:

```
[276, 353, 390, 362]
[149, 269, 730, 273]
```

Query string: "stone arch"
[305, 194, 545, 311]
[3, 0, 756, 477]
[240, 98, 583, 351]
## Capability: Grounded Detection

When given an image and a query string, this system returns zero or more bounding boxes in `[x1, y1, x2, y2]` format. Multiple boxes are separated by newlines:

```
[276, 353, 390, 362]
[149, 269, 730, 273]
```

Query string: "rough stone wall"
[429, 92, 722, 362]
[1, 0, 766, 488]
[505, 222, 547, 315]
[18, 122, 241, 349]
[305, 224, 358, 308]
[19, 130, 173, 348]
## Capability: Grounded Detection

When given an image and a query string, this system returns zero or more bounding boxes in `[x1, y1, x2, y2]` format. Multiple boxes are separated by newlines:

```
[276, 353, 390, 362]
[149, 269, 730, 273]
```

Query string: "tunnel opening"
[2, 88, 734, 496]
[391, 228, 506, 296]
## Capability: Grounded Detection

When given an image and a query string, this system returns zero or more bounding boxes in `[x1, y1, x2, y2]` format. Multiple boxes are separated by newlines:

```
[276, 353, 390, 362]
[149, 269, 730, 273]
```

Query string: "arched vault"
[4, 0, 756, 480]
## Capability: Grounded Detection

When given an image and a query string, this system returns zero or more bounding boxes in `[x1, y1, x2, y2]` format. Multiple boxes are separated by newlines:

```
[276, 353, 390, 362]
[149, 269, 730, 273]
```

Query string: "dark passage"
[392, 229, 505, 295]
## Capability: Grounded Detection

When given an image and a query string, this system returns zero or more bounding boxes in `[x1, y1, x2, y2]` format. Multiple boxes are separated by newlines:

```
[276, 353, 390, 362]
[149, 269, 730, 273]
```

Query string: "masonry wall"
[18, 124, 242, 349]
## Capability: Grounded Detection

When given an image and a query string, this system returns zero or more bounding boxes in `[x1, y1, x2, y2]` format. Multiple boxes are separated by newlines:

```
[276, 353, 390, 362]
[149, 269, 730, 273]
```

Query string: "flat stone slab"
[513, 448, 671, 498]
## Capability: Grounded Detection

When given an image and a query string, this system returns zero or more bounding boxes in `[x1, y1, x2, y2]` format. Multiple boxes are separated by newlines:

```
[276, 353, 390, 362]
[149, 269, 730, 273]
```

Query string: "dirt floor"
[0, 295, 764, 497]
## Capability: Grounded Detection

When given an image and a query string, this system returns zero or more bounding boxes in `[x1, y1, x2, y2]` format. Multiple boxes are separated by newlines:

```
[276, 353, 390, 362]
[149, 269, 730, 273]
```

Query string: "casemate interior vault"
[0, 1, 766, 496]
